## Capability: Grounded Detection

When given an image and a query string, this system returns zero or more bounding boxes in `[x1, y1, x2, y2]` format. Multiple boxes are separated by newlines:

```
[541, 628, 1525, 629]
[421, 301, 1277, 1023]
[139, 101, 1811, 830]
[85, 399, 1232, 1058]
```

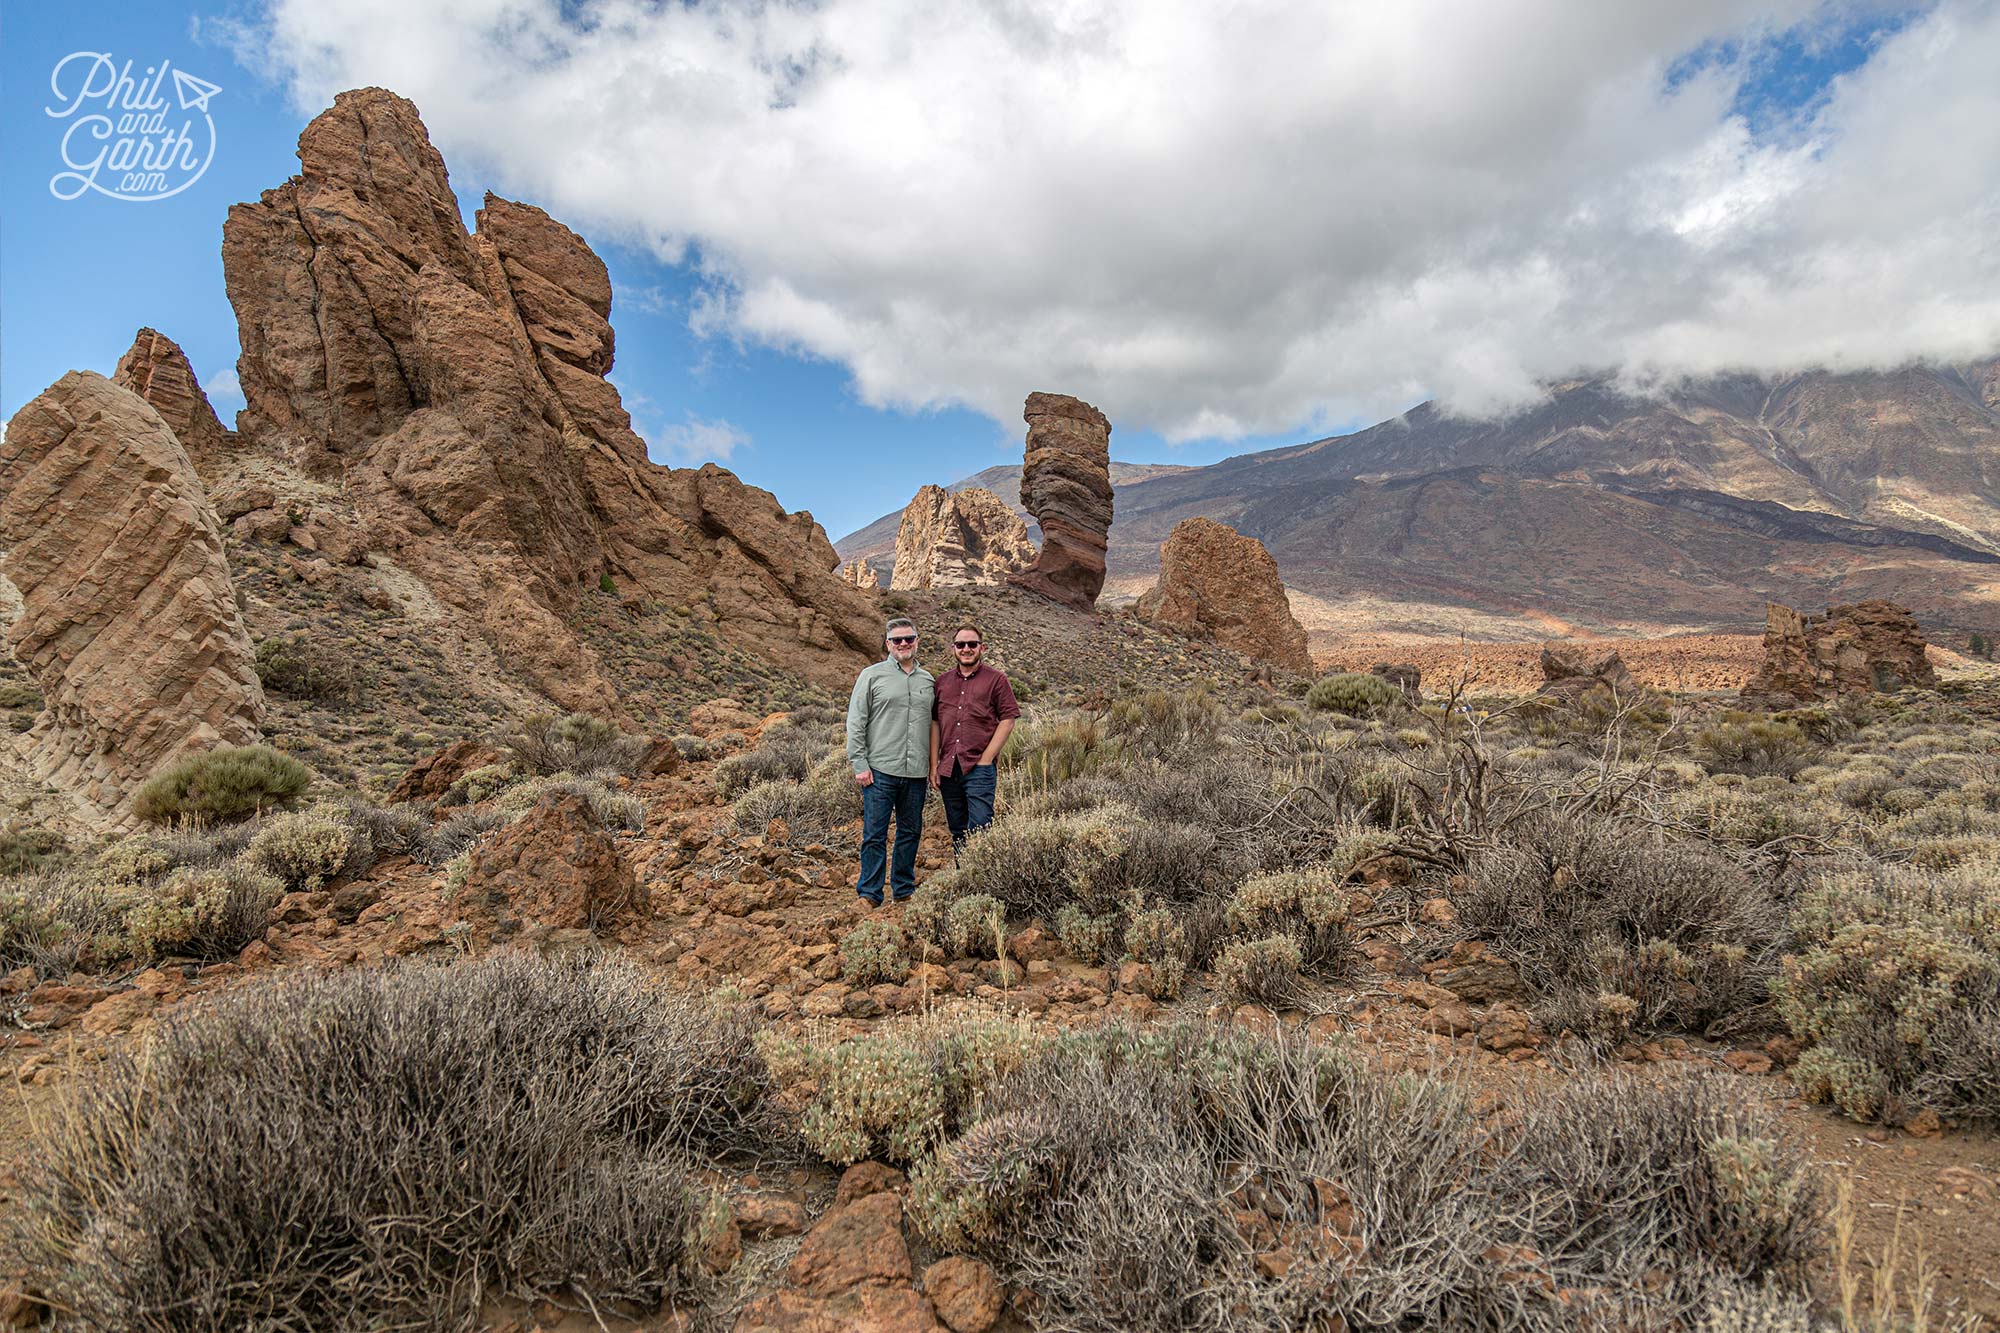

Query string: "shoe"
[890, 892, 915, 904]
[857, 893, 883, 908]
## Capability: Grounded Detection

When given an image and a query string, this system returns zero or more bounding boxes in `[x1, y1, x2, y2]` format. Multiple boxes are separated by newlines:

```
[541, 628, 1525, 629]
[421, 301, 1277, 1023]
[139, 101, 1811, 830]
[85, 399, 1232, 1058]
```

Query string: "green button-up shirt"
[846, 657, 936, 779]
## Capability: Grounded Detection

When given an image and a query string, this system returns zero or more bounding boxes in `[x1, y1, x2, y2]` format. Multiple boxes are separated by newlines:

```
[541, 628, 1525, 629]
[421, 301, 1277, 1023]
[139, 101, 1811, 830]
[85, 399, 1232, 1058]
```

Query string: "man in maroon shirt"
[928, 621, 1021, 856]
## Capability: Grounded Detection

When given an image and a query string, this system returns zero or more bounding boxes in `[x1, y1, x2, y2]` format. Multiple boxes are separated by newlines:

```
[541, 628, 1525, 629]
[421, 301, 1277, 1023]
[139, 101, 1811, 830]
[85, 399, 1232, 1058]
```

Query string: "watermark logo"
[46, 53, 220, 203]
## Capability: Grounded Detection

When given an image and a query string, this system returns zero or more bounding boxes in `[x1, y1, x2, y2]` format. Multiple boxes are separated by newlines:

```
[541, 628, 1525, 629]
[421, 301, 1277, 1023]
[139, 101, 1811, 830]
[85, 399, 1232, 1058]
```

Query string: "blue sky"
[5, 2, 1991, 542]
[0, 1, 1338, 540]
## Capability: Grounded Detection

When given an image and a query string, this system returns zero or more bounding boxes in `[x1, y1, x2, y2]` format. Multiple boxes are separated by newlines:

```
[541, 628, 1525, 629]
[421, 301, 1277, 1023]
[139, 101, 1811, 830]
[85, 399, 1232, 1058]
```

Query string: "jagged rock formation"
[888, 485, 1036, 591]
[0, 372, 265, 823]
[112, 328, 232, 478]
[220, 87, 877, 713]
[1009, 392, 1113, 610]
[454, 791, 649, 946]
[1538, 645, 1640, 702]
[1745, 600, 1937, 702]
[838, 559, 880, 590]
[1136, 518, 1311, 673]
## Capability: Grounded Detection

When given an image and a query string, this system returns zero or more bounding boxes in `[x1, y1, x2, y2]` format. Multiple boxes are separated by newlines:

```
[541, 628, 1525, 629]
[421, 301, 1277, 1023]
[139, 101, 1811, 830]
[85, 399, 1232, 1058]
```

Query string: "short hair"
[884, 617, 917, 637]
[951, 621, 984, 643]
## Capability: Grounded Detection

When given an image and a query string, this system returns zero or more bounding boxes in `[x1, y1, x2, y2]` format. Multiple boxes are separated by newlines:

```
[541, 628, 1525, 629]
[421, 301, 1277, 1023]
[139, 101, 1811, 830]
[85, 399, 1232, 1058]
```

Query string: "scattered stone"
[923, 1256, 1003, 1333]
[1721, 1050, 1773, 1076]
[1425, 940, 1528, 1005]
[786, 1192, 912, 1293]
[834, 1162, 907, 1206]
[737, 1194, 811, 1240]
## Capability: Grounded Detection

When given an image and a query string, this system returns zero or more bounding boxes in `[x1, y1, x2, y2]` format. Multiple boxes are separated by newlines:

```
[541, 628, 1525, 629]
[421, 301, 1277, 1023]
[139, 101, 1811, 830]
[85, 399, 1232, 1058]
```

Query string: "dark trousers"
[938, 762, 997, 855]
[857, 770, 925, 903]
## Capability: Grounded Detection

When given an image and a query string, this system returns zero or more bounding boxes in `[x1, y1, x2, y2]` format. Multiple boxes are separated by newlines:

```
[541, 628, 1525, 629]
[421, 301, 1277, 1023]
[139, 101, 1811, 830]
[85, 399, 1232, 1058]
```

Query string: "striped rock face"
[0, 370, 265, 826]
[1009, 392, 1113, 612]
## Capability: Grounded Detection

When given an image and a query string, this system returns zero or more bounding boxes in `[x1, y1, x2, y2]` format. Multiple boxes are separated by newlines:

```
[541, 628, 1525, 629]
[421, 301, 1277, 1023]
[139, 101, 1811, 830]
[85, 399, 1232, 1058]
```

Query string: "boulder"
[112, 327, 233, 478]
[923, 1257, 1003, 1333]
[889, 485, 1036, 591]
[387, 738, 506, 804]
[1537, 644, 1639, 702]
[221, 88, 878, 715]
[1008, 392, 1113, 610]
[1744, 599, 1937, 702]
[0, 371, 264, 825]
[454, 792, 647, 942]
[1136, 517, 1311, 673]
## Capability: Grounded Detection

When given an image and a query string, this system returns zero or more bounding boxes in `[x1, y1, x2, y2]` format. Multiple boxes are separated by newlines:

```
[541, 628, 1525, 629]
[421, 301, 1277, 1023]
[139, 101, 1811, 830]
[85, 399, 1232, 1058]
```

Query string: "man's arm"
[979, 717, 1015, 766]
[845, 669, 874, 785]
[929, 720, 942, 788]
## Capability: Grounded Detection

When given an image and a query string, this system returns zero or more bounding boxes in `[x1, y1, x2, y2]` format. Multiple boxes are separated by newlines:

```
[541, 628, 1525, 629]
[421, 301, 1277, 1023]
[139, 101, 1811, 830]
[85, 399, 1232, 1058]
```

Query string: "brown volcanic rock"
[1136, 518, 1311, 673]
[840, 558, 881, 590]
[0, 371, 264, 823]
[1746, 599, 1937, 702]
[1009, 392, 1113, 610]
[387, 739, 505, 804]
[112, 328, 232, 477]
[889, 485, 1036, 591]
[222, 88, 877, 714]
[455, 791, 647, 942]
[1538, 644, 1640, 700]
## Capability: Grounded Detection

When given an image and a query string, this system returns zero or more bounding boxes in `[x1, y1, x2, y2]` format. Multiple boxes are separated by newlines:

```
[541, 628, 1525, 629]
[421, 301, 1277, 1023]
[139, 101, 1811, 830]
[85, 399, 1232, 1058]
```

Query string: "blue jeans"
[857, 770, 925, 903]
[938, 762, 996, 856]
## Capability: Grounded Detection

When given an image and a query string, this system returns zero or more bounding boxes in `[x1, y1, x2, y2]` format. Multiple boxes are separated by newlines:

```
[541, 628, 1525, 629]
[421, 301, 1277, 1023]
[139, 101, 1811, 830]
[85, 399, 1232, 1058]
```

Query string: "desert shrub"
[1211, 933, 1305, 1005]
[944, 893, 1007, 960]
[1096, 819, 1218, 902]
[122, 862, 282, 962]
[672, 733, 713, 762]
[1052, 903, 1120, 965]
[1459, 814, 1785, 1037]
[0, 680, 42, 710]
[841, 919, 912, 984]
[1006, 714, 1129, 789]
[132, 745, 312, 826]
[1107, 687, 1225, 756]
[712, 743, 816, 799]
[443, 762, 519, 806]
[1224, 864, 1354, 974]
[730, 760, 863, 843]
[503, 712, 645, 776]
[0, 826, 65, 876]
[0, 886, 68, 976]
[244, 804, 369, 892]
[23, 955, 777, 1329]
[1306, 671, 1401, 717]
[497, 774, 644, 831]
[416, 809, 509, 865]
[956, 805, 1135, 919]
[1695, 717, 1822, 778]
[1122, 900, 1190, 999]
[253, 634, 359, 703]
[1775, 863, 2000, 1125]
[911, 1021, 1815, 1330]
[762, 1009, 1046, 1165]
[1670, 783, 1854, 849]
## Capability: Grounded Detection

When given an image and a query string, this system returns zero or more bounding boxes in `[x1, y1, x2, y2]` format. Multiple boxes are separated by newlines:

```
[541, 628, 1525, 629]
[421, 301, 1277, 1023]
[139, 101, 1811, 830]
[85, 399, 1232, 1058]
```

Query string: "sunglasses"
[954, 640, 982, 649]
[888, 635, 917, 645]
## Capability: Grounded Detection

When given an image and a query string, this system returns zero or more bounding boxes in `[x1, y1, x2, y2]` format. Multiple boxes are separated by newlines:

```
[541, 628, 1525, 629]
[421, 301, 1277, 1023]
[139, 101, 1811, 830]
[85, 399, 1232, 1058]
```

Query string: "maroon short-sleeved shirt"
[931, 662, 1021, 777]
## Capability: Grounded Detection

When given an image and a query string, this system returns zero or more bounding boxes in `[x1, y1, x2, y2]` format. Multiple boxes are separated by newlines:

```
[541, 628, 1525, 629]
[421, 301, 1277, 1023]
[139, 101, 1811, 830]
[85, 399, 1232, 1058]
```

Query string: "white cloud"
[205, 365, 244, 411]
[649, 412, 750, 465]
[241, 0, 2000, 437]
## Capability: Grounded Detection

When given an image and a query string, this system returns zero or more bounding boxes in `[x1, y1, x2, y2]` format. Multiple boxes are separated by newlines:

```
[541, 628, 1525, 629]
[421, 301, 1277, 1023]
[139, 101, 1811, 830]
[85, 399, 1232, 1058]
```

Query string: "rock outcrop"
[221, 88, 878, 713]
[888, 485, 1036, 591]
[0, 371, 265, 823]
[1009, 392, 1113, 610]
[1136, 518, 1311, 673]
[838, 558, 880, 590]
[1745, 600, 1936, 702]
[112, 328, 233, 478]
[454, 791, 648, 945]
[1538, 644, 1640, 702]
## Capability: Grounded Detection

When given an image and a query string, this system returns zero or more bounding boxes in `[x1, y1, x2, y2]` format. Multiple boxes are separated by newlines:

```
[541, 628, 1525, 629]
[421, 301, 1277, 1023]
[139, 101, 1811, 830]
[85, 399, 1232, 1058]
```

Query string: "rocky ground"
[5, 682, 1998, 1330]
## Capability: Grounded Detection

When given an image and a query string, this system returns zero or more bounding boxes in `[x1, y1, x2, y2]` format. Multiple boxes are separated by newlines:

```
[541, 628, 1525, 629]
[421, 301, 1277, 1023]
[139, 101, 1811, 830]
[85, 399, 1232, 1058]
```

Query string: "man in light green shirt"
[846, 617, 936, 905]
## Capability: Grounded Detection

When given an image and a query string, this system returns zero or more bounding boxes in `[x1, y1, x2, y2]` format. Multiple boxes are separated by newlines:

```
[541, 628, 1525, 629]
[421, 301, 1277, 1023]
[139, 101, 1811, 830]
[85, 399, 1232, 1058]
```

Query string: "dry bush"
[729, 753, 863, 842]
[1695, 717, 1824, 778]
[711, 716, 840, 799]
[1777, 862, 2000, 1125]
[23, 954, 779, 1331]
[496, 774, 645, 831]
[1224, 864, 1355, 974]
[132, 744, 312, 826]
[1459, 811, 1786, 1037]
[1306, 672, 1402, 717]
[955, 804, 1135, 919]
[415, 809, 509, 865]
[910, 1021, 1816, 1331]
[1105, 687, 1226, 757]
[840, 918, 912, 984]
[502, 712, 646, 777]
[1211, 934, 1306, 1005]
[243, 804, 372, 891]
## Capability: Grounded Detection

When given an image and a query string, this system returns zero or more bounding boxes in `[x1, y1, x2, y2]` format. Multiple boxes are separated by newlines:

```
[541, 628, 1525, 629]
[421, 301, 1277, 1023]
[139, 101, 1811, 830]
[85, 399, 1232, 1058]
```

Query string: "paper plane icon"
[172, 68, 221, 112]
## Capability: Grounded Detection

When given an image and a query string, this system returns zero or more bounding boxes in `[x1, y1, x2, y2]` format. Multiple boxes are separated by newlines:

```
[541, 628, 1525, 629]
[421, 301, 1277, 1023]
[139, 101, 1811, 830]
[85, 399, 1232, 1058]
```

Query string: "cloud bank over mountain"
[231, 0, 2000, 440]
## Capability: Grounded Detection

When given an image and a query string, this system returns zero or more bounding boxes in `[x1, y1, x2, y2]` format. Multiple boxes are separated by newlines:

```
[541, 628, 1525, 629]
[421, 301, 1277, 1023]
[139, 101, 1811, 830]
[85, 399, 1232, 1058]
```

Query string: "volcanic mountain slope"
[837, 362, 2000, 637]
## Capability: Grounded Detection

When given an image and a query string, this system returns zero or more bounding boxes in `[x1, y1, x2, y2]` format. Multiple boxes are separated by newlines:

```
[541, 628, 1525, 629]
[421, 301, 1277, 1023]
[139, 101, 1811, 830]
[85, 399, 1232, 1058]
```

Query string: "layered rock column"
[0, 372, 265, 822]
[889, 485, 1036, 591]
[1009, 392, 1113, 610]
[1136, 517, 1312, 673]
[112, 327, 233, 478]
[1745, 599, 1936, 701]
